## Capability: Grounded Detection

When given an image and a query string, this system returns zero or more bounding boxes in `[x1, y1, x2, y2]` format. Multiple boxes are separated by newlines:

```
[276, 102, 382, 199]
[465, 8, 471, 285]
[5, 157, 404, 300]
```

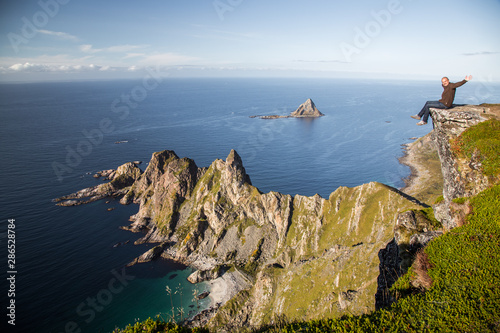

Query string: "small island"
[251, 98, 325, 119]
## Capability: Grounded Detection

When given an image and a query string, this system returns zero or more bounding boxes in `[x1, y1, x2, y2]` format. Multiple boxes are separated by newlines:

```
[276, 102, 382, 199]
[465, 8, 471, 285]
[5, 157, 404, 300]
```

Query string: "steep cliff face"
[429, 105, 496, 230]
[376, 104, 499, 308]
[119, 150, 203, 244]
[208, 182, 425, 330]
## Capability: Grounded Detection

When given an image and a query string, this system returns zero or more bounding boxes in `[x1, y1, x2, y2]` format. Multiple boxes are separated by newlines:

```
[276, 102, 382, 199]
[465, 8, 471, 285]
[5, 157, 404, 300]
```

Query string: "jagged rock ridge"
[55, 149, 428, 330]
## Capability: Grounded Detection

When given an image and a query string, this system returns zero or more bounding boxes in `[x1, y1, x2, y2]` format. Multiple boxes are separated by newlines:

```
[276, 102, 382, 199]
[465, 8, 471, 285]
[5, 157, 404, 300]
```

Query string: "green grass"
[450, 119, 500, 177]
[114, 317, 208, 333]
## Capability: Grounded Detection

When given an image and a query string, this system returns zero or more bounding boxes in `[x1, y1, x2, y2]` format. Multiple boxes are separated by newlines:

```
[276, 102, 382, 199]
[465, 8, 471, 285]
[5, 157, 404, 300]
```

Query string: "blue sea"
[1, 77, 498, 332]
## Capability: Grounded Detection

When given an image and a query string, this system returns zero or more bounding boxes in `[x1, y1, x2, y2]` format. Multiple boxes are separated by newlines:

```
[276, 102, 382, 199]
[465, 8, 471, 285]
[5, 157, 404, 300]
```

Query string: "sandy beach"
[206, 269, 252, 307]
[186, 268, 252, 327]
[399, 132, 443, 204]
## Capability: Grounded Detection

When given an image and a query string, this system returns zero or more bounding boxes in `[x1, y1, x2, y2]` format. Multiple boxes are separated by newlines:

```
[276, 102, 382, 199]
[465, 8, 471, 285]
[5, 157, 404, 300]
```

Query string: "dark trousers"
[418, 101, 447, 122]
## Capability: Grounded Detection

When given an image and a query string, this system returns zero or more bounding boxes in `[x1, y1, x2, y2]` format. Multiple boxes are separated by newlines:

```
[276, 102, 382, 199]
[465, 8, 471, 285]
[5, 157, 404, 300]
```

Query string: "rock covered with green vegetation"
[430, 104, 499, 230]
[253, 183, 500, 333]
[119, 150, 203, 244]
[208, 182, 432, 331]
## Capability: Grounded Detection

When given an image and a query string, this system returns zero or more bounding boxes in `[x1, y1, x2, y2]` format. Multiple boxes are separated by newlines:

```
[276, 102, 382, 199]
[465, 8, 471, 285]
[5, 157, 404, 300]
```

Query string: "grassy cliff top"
[480, 103, 500, 120]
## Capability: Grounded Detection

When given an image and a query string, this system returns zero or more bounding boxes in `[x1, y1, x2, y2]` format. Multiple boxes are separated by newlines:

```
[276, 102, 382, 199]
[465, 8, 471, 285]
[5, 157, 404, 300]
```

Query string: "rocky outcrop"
[187, 265, 229, 283]
[54, 162, 143, 206]
[127, 242, 170, 266]
[429, 105, 493, 230]
[119, 150, 202, 244]
[290, 98, 324, 117]
[375, 208, 443, 308]
[251, 99, 324, 119]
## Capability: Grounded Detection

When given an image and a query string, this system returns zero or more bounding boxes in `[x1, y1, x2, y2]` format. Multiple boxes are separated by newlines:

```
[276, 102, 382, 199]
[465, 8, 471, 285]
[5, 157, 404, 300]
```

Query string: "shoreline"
[399, 139, 422, 193]
[206, 268, 251, 308]
[186, 268, 252, 327]
[160, 250, 252, 326]
[398, 131, 443, 204]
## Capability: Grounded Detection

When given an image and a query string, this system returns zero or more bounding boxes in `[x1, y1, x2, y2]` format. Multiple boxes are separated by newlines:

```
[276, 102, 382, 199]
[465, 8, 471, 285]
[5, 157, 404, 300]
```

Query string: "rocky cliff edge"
[429, 104, 500, 230]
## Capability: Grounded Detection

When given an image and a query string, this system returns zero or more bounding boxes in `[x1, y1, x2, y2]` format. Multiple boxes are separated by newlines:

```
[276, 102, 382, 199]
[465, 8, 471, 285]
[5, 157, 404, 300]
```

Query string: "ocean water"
[0, 78, 498, 332]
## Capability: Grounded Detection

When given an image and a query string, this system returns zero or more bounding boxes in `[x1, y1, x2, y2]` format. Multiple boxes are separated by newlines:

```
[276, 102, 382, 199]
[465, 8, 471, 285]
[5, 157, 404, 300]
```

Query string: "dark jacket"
[439, 79, 467, 108]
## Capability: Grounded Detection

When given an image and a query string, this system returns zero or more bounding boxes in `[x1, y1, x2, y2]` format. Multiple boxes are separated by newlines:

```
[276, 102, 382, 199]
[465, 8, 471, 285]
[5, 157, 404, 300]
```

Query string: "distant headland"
[250, 98, 325, 119]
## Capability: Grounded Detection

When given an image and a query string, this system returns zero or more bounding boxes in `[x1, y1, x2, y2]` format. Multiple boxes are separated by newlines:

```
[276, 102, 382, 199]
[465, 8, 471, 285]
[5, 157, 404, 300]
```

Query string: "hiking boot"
[416, 121, 427, 126]
[411, 115, 421, 120]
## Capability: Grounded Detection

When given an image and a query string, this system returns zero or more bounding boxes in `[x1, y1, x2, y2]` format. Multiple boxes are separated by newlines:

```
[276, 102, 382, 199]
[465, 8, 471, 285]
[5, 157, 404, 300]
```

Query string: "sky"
[0, 0, 499, 82]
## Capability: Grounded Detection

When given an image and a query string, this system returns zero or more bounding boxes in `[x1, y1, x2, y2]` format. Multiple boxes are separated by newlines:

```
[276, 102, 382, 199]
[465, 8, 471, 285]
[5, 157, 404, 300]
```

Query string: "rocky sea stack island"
[251, 98, 325, 119]
[55, 104, 500, 332]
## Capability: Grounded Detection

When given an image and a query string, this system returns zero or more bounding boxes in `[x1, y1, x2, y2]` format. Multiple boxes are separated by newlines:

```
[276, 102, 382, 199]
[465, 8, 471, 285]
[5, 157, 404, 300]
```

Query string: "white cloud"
[8, 63, 45, 72]
[38, 30, 79, 41]
[1, 62, 117, 73]
[0, 50, 200, 76]
[462, 51, 500, 56]
[79, 44, 149, 54]
[0, 54, 93, 67]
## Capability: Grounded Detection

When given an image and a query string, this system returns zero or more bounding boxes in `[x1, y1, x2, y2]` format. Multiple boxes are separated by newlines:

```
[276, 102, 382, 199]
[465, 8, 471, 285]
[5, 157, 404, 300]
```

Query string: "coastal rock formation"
[429, 104, 496, 230]
[376, 104, 499, 310]
[54, 162, 143, 206]
[251, 98, 324, 119]
[54, 104, 498, 331]
[56, 149, 425, 330]
[119, 150, 203, 244]
[290, 98, 324, 117]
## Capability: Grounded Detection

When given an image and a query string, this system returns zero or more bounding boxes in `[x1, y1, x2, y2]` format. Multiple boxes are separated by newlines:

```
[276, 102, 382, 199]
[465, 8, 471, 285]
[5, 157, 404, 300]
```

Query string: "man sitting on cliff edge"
[411, 75, 472, 125]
